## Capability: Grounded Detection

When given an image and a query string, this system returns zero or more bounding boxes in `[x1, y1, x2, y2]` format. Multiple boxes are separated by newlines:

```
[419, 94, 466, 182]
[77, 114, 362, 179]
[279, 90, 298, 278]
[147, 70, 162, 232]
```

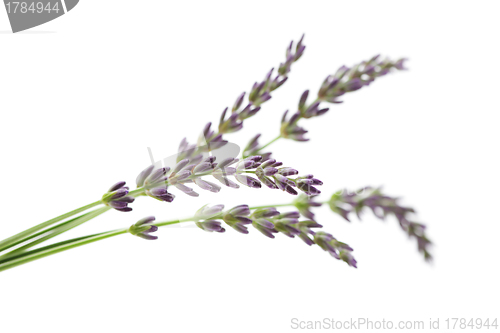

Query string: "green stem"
[0, 228, 129, 272]
[254, 135, 282, 154]
[1, 207, 111, 259]
[0, 200, 102, 253]
[0, 216, 193, 272]
[155, 217, 194, 227]
[0, 212, 94, 255]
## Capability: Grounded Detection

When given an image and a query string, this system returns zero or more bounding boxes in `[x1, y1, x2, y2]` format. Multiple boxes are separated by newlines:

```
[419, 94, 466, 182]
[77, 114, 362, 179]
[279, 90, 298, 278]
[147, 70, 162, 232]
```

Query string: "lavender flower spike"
[314, 232, 340, 259]
[328, 187, 432, 261]
[101, 181, 135, 212]
[129, 216, 158, 240]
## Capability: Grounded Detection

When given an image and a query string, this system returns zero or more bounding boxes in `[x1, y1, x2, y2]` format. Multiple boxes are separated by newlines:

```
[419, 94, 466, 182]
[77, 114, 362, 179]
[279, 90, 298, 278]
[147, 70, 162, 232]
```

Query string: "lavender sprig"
[191, 204, 356, 267]
[284, 55, 407, 141]
[328, 187, 432, 261]
[177, 36, 305, 164]
[134, 154, 322, 202]
[222, 35, 305, 126]
[246, 54, 407, 157]
[0, 36, 427, 274]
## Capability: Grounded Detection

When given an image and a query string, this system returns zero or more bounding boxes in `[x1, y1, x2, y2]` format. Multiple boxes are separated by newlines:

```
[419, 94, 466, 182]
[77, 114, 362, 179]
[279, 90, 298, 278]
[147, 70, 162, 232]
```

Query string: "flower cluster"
[328, 187, 432, 261]
[314, 232, 357, 267]
[192, 204, 356, 267]
[135, 154, 322, 203]
[278, 55, 407, 142]
[218, 35, 305, 134]
[101, 182, 135, 212]
[234, 156, 322, 195]
[128, 216, 158, 240]
[315, 55, 407, 104]
[280, 110, 310, 142]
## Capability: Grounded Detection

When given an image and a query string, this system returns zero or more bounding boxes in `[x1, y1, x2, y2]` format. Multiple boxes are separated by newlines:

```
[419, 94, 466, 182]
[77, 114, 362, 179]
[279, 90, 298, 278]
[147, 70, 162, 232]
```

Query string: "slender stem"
[0, 228, 129, 272]
[1, 207, 111, 259]
[0, 212, 94, 255]
[155, 217, 194, 227]
[251, 98, 323, 155]
[254, 135, 282, 154]
[0, 216, 194, 272]
[0, 200, 103, 253]
[0, 196, 330, 272]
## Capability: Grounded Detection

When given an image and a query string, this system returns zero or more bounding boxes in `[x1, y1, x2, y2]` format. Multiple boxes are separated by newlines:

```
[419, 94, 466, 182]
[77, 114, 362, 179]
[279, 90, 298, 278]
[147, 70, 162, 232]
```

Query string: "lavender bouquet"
[0, 36, 431, 272]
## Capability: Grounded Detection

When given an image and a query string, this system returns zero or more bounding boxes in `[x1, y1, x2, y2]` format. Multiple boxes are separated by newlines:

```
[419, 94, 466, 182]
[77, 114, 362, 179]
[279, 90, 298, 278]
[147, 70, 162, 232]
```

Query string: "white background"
[1, 1, 499, 332]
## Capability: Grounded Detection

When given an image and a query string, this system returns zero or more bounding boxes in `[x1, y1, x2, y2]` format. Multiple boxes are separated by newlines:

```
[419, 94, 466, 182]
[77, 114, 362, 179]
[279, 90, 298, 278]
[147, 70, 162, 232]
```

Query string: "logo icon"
[3, 0, 78, 33]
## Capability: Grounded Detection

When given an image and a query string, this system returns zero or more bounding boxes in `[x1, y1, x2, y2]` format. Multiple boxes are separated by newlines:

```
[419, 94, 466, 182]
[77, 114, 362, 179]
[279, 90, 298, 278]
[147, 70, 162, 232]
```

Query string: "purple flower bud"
[174, 183, 196, 195]
[108, 201, 128, 209]
[298, 233, 315, 246]
[259, 176, 278, 189]
[135, 216, 155, 226]
[394, 58, 408, 70]
[196, 220, 225, 233]
[278, 167, 298, 176]
[193, 178, 213, 191]
[274, 174, 295, 187]
[136, 165, 154, 187]
[345, 78, 363, 92]
[274, 222, 300, 238]
[305, 101, 320, 118]
[172, 159, 190, 174]
[229, 205, 251, 216]
[254, 218, 274, 229]
[335, 65, 350, 79]
[279, 212, 301, 219]
[237, 159, 255, 170]
[110, 188, 129, 200]
[197, 180, 218, 193]
[253, 222, 277, 238]
[284, 185, 298, 195]
[231, 223, 249, 234]
[339, 251, 357, 268]
[316, 108, 329, 116]
[193, 162, 213, 174]
[297, 181, 321, 195]
[129, 216, 158, 240]
[147, 167, 170, 184]
[108, 181, 126, 192]
[260, 159, 276, 169]
[195, 204, 225, 220]
[102, 182, 135, 212]
[232, 92, 246, 112]
[150, 187, 169, 197]
[235, 174, 262, 188]
[298, 90, 309, 110]
[262, 167, 278, 176]
[119, 197, 135, 203]
[252, 207, 280, 219]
